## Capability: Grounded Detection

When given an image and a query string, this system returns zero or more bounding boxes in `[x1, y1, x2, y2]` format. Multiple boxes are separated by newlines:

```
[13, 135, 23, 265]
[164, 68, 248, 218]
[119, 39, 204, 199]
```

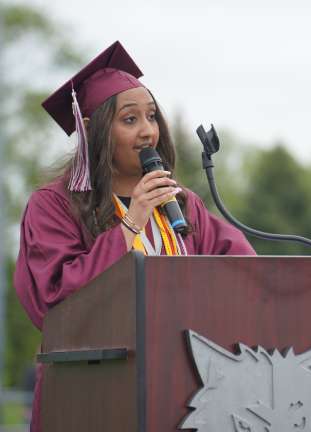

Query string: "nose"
[138, 117, 156, 139]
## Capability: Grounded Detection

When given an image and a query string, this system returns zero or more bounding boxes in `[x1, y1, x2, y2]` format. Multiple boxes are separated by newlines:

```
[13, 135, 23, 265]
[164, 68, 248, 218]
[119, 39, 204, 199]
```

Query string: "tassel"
[68, 87, 92, 192]
[177, 233, 188, 256]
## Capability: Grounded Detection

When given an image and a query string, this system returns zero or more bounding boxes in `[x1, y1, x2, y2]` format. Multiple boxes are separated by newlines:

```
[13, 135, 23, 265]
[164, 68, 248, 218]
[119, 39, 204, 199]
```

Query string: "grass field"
[1, 402, 29, 426]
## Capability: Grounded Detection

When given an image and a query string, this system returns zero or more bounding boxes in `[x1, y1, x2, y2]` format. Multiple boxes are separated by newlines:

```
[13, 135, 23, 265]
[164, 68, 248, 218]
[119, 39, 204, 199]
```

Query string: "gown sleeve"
[186, 190, 256, 255]
[14, 188, 128, 330]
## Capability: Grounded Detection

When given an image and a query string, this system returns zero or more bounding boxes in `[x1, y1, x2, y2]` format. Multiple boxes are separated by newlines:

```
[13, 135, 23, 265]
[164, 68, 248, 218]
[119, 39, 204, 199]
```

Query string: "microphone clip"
[196, 124, 220, 171]
[196, 124, 220, 157]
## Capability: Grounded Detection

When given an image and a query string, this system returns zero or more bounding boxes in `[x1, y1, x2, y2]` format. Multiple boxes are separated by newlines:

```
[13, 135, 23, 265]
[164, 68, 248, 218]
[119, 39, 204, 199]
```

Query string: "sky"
[15, 0, 311, 164]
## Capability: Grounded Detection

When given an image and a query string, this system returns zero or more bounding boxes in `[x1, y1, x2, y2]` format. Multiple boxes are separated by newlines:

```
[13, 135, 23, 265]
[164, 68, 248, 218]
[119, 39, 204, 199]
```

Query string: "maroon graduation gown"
[14, 179, 256, 431]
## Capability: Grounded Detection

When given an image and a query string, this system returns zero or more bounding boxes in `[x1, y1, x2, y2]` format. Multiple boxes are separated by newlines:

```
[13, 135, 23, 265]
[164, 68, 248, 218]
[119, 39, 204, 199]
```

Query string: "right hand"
[127, 170, 181, 230]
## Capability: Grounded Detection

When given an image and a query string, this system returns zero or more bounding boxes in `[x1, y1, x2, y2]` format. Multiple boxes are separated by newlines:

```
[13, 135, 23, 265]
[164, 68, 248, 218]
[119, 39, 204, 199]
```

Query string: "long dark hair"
[61, 92, 190, 238]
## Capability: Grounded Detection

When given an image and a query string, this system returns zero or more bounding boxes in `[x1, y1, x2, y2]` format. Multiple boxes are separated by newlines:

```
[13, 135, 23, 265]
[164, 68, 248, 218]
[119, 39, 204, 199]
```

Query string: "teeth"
[135, 144, 152, 151]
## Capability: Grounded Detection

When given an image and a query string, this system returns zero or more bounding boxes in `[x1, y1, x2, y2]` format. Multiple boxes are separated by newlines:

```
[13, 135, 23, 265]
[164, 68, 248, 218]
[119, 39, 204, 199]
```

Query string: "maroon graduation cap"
[42, 41, 144, 191]
[42, 41, 144, 136]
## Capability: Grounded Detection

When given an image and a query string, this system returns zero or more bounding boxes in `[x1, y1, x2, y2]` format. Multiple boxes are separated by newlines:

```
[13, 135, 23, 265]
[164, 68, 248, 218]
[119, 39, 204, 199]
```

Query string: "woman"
[14, 41, 255, 431]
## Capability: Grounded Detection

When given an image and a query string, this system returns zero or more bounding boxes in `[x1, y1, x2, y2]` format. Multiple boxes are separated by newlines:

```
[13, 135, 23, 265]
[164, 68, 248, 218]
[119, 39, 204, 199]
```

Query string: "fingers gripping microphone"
[139, 148, 187, 233]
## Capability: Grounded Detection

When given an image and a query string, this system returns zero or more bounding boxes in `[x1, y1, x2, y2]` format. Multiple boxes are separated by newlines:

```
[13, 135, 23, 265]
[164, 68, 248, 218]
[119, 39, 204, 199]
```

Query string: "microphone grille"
[139, 147, 162, 170]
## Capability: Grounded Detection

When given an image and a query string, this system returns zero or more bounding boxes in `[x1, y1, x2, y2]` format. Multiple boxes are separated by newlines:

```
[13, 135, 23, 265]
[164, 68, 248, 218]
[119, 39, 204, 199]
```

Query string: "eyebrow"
[118, 101, 156, 114]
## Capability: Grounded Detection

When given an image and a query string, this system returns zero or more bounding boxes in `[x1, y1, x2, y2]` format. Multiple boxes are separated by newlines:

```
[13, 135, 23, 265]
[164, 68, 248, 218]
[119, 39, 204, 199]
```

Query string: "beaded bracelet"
[121, 218, 140, 235]
[121, 213, 142, 235]
[123, 213, 142, 233]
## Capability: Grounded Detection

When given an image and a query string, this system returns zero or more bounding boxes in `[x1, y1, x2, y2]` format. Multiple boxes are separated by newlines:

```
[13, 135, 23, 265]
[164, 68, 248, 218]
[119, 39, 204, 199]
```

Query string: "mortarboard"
[41, 41, 145, 191]
[42, 41, 144, 136]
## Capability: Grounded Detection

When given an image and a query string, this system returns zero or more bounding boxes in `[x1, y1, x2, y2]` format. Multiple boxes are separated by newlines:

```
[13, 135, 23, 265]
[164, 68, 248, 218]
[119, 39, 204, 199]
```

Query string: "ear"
[83, 117, 90, 129]
[186, 330, 240, 386]
[297, 347, 311, 370]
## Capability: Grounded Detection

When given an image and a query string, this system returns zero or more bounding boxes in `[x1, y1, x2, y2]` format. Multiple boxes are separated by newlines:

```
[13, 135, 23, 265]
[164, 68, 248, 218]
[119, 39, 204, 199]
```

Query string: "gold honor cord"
[113, 195, 181, 256]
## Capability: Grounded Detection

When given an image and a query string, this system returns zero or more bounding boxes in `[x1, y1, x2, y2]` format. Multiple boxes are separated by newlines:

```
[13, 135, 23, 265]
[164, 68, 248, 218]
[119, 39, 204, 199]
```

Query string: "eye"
[148, 112, 157, 122]
[123, 116, 136, 124]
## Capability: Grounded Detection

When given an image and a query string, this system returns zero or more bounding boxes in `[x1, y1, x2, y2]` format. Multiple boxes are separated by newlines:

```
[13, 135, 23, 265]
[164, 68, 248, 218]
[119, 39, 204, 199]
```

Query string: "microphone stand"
[196, 124, 311, 248]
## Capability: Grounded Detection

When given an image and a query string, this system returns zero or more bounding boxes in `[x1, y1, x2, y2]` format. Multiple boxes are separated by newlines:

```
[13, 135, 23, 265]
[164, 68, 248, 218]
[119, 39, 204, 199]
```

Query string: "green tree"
[173, 113, 210, 204]
[2, 1, 84, 386]
[239, 145, 311, 255]
[173, 118, 311, 256]
[173, 116, 253, 218]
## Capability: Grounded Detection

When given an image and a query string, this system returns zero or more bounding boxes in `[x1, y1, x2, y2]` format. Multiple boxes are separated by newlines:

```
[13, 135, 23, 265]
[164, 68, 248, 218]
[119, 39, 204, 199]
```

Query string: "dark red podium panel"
[39, 253, 311, 431]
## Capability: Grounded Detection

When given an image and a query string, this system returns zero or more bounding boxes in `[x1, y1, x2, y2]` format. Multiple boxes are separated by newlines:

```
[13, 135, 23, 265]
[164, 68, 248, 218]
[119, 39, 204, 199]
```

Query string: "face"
[111, 86, 159, 178]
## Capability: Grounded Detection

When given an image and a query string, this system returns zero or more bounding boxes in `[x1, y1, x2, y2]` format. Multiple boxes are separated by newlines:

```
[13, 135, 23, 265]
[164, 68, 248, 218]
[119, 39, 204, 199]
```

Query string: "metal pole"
[0, 7, 7, 426]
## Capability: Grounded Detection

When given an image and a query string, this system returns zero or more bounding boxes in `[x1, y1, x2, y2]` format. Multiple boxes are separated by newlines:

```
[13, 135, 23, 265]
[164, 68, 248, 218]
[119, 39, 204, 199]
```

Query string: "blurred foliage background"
[1, 0, 310, 403]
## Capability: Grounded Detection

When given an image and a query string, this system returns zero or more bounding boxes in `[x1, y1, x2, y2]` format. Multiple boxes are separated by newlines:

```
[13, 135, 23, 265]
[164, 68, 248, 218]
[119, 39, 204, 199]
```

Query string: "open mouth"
[134, 144, 153, 152]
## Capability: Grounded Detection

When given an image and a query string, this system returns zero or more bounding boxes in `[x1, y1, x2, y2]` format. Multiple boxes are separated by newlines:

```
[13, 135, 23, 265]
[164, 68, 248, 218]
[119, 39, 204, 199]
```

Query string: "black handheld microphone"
[139, 147, 187, 233]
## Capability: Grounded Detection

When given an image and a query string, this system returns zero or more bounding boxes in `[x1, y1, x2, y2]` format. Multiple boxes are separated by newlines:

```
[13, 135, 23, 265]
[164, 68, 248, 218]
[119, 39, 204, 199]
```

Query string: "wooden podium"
[39, 253, 311, 431]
